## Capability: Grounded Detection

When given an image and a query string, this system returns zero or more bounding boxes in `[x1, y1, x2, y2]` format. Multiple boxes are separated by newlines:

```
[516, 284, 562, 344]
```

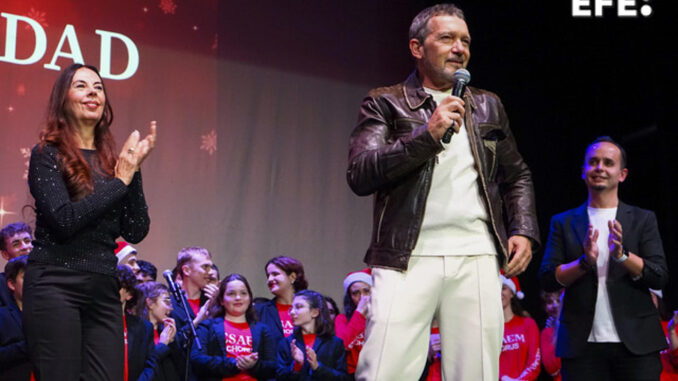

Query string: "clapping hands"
[115, 121, 157, 185]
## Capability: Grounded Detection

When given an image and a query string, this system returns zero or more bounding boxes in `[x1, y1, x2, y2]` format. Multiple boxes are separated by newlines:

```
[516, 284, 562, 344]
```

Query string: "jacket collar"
[403, 69, 477, 111]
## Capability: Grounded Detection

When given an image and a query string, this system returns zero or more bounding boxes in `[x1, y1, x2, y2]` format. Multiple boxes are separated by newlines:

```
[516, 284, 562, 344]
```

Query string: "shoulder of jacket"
[366, 82, 404, 99]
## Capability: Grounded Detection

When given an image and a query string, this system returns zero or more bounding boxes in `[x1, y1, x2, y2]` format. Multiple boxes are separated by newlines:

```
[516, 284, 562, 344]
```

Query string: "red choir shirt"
[334, 311, 366, 374]
[223, 320, 255, 381]
[500, 315, 541, 380]
[425, 327, 442, 381]
[660, 321, 678, 381]
[277, 303, 294, 337]
[123, 314, 129, 381]
[293, 333, 317, 372]
[540, 326, 561, 381]
[188, 298, 201, 317]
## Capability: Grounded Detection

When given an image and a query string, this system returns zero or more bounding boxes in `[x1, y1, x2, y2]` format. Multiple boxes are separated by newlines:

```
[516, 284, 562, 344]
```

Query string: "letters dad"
[0, 12, 139, 80]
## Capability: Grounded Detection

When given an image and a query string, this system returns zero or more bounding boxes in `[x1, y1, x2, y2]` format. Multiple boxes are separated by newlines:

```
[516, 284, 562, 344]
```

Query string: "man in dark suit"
[539, 136, 668, 381]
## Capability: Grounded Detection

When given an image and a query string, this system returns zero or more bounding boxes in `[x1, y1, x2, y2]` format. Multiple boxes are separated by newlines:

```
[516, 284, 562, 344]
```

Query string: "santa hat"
[500, 273, 524, 300]
[114, 241, 137, 264]
[343, 268, 372, 293]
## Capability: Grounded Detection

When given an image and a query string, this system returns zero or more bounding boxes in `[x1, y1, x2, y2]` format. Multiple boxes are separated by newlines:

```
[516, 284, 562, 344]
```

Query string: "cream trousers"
[356, 255, 503, 381]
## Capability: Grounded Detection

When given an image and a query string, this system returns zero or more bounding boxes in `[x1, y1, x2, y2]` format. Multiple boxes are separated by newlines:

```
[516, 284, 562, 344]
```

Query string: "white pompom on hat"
[114, 241, 137, 264]
[343, 268, 373, 293]
[500, 274, 524, 300]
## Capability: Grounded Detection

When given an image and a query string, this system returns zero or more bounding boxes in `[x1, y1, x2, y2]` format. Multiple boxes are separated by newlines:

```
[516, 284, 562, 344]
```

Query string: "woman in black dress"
[23, 63, 156, 380]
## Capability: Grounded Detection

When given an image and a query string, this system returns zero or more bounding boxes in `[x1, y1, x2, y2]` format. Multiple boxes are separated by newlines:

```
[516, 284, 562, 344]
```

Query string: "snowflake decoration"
[17, 84, 25, 96]
[200, 130, 217, 156]
[159, 0, 177, 15]
[20, 148, 31, 180]
[26, 7, 48, 30]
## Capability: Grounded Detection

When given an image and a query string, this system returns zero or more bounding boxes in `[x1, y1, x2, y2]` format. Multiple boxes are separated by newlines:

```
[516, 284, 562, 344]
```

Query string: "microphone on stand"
[162, 269, 201, 351]
[441, 68, 471, 144]
[163, 270, 182, 303]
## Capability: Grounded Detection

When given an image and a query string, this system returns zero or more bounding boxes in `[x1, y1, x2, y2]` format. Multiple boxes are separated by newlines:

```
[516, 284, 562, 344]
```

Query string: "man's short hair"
[409, 3, 465, 43]
[137, 259, 157, 281]
[5, 255, 28, 282]
[176, 246, 211, 279]
[586, 136, 628, 169]
[116, 265, 138, 293]
[0, 222, 32, 252]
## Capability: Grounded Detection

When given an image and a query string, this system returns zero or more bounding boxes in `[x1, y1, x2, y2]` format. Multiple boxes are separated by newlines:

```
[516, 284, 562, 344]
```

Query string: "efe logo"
[572, 0, 653, 17]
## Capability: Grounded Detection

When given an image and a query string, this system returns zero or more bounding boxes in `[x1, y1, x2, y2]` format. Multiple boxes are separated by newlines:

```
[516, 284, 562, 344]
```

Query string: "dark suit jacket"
[254, 299, 285, 342]
[276, 331, 349, 381]
[125, 313, 173, 381]
[539, 202, 668, 358]
[0, 303, 31, 380]
[190, 317, 276, 381]
[0, 273, 12, 308]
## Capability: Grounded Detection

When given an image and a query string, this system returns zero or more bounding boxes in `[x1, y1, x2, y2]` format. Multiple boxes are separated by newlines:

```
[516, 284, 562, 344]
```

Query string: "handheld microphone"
[441, 68, 471, 144]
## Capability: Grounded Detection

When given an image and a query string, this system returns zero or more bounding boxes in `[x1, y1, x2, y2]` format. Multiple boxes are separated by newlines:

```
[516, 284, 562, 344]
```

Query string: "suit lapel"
[615, 201, 632, 248]
[571, 203, 589, 250]
[312, 335, 322, 353]
[217, 319, 228, 357]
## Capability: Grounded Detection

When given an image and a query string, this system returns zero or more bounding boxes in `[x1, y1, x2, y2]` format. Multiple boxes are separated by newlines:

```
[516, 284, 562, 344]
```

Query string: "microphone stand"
[171, 288, 201, 381]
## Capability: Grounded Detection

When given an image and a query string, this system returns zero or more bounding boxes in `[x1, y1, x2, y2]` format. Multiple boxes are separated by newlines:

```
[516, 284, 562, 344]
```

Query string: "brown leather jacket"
[347, 71, 540, 271]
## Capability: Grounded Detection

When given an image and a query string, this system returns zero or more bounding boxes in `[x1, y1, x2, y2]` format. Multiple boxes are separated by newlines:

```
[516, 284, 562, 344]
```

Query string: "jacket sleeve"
[0, 340, 28, 367]
[137, 343, 170, 381]
[633, 211, 668, 289]
[334, 313, 366, 349]
[310, 337, 350, 381]
[189, 321, 239, 377]
[276, 337, 301, 381]
[28, 145, 128, 239]
[119, 171, 150, 244]
[250, 323, 277, 379]
[539, 215, 567, 292]
[493, 98, 540, 248]
[347, 94, 442, 196]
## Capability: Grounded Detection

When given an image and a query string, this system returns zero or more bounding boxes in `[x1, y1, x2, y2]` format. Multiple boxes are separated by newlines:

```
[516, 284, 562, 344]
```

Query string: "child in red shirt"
[190, 274, 276, 381]
[499, 274, 540, 381]
[334, 268, 371, 375]
[276, 290, 349, 380]
[539, 289, 563, 381]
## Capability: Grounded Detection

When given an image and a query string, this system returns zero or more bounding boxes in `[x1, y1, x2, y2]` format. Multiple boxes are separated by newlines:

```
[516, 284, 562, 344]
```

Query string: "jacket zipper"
[465, 112, 508, 260]
[376, 195, 389, 243]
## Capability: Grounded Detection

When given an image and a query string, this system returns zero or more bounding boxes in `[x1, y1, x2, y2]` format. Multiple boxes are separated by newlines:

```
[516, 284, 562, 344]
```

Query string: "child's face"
[543, 291, 561, 317]
[290, 296, 318, 327]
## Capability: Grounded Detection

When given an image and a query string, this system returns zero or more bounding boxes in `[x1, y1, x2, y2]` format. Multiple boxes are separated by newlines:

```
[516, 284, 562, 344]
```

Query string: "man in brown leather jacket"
[347, 4, 539, 381]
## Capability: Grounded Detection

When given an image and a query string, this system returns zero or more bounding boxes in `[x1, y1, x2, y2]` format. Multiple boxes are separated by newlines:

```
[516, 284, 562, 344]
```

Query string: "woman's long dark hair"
[208, 273, 257, 324]
[38, 63, 116, 201]
[343, 291, 357, 320]
[293, 290, 334, 338]
[510, 296, 528, 317]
